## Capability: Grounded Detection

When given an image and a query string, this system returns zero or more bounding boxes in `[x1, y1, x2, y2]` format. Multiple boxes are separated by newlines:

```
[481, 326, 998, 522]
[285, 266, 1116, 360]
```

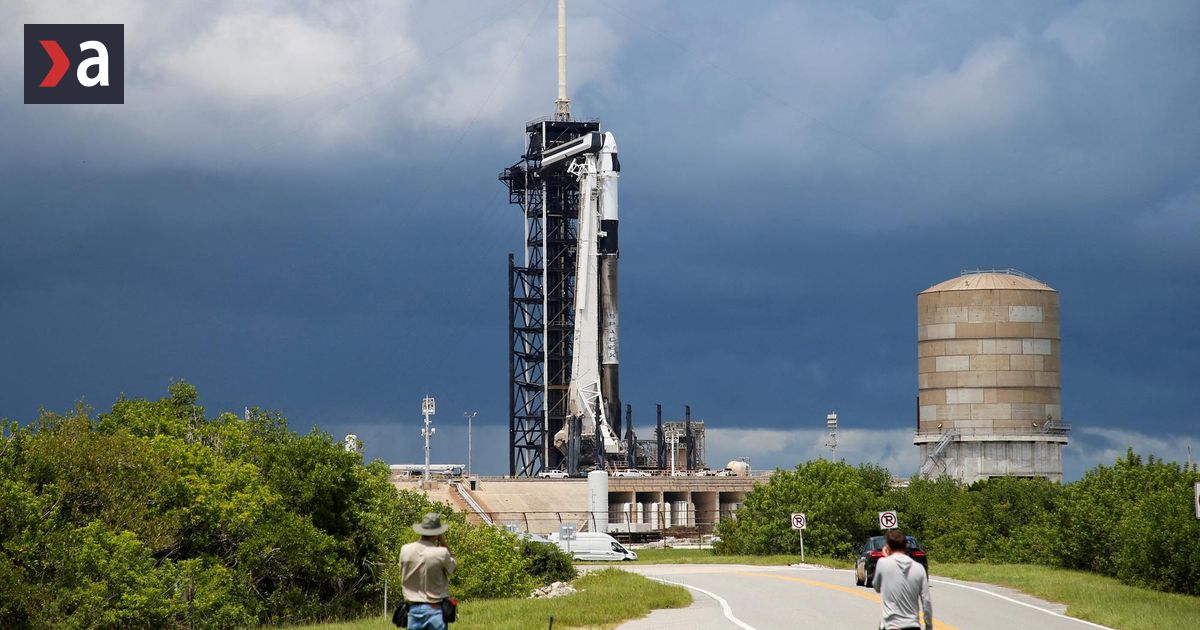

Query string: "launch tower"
[501, 0, 624, 476]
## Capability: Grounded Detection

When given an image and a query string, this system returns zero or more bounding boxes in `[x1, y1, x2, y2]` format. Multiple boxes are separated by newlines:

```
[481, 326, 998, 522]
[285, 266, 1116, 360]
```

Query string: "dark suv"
[853, 535, 928, 587]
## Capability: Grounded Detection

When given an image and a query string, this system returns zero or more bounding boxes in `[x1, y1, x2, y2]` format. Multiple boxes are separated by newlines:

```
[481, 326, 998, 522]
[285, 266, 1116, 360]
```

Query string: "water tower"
[915, 270, 1070, 483]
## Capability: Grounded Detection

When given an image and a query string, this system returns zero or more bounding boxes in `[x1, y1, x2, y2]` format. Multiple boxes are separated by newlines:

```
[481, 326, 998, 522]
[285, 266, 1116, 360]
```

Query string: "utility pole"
[422, 396, 436, 486]
[464, 411, 477, 476]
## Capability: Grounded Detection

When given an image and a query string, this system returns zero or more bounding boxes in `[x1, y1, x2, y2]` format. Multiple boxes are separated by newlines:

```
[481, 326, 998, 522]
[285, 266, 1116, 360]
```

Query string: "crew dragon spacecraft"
[502, 0, 628, 475]
[543, 130, 624, 460]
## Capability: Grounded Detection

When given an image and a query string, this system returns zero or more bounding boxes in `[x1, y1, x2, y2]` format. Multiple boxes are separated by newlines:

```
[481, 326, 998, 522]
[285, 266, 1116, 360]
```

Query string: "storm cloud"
[2, 0, 1197, 477]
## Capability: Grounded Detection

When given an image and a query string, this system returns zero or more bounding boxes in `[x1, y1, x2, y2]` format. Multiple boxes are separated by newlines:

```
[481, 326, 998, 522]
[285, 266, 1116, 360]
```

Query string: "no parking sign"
[878, 510, 899, 530]
[789, 512, 808, 562]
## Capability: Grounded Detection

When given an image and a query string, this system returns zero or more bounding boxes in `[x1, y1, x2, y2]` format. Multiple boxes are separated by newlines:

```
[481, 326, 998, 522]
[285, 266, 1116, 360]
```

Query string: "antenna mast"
[825, 411, 839, 460]
[555, 0, 570, 120]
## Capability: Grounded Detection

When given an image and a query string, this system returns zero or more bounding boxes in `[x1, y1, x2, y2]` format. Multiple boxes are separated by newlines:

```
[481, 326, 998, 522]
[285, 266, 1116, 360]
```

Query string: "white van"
[547, 532, 637, 561]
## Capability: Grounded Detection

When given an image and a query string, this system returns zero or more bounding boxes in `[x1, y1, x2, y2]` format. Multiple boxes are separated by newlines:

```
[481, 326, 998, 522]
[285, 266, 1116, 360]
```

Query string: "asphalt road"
[615, 564, 1112, 630]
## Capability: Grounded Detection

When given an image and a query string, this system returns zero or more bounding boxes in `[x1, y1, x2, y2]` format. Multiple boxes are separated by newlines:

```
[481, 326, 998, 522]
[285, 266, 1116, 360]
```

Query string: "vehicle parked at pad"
[547, 532, 638, 561]
[614, 469, 651, 477]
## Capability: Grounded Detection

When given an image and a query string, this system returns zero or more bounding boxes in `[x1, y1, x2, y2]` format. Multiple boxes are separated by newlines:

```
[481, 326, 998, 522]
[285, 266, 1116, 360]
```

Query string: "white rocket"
[542, 131, 623, 455]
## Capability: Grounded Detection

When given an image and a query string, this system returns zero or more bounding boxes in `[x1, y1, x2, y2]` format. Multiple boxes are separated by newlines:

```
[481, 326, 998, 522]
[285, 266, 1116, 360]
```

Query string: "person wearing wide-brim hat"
[400, 513, 456, 630]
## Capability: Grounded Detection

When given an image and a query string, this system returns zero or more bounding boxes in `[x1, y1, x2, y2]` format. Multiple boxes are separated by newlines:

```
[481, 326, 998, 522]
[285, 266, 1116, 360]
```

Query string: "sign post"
[878, 510, 898, 530]
[790, 513, 807, 563]
[559, 523, 577, 556]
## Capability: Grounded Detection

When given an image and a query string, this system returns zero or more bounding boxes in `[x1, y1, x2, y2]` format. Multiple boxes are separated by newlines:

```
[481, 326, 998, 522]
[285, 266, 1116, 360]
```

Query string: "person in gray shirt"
[872, 529, 933, 630]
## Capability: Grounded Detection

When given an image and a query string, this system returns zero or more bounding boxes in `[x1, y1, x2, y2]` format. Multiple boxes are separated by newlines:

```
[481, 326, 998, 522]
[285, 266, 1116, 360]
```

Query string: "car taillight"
[868, 551, 885, 558]
[912, 551, 926, 557]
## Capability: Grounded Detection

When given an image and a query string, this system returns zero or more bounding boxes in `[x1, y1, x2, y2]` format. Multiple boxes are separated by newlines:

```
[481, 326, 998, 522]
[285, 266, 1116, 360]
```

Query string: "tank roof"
[921, 269, 1055, 293]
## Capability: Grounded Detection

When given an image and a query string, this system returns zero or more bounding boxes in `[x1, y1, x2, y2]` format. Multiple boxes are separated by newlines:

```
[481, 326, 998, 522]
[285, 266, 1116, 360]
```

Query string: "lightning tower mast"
[555, 0, 570, 120]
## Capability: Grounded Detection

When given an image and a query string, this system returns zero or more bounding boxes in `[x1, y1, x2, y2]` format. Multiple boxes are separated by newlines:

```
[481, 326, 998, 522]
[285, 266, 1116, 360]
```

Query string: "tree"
[0, 383, 567, 628]
[715, 460, 882, 557]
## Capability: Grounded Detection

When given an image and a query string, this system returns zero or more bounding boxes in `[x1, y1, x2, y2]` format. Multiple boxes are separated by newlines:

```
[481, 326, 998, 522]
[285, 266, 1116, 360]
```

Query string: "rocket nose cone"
[602, 131, 618, 153]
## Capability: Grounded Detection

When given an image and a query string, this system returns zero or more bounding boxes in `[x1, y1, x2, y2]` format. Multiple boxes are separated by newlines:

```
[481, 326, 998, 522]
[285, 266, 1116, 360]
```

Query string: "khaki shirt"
[400, 539, 456, 603]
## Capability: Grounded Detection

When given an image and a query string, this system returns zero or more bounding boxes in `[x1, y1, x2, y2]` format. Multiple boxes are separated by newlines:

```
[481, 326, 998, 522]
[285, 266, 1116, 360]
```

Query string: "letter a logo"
[24, 24, 123, 104]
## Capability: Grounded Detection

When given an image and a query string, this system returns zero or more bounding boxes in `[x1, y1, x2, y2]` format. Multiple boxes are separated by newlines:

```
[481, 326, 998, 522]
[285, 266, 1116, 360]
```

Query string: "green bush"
[520, 539, 577, 585]
[0, 383, 564, 629]
[713, 450, 1200, 596]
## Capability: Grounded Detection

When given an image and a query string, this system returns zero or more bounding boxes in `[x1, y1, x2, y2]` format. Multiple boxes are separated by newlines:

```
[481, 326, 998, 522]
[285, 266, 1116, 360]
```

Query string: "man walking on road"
[401, 513, 457, 630]
[872, 529, 933, 630]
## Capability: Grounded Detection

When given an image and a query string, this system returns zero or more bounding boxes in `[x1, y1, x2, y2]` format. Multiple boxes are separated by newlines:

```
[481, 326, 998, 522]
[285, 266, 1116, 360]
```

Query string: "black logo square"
[24, 24, 124, 105]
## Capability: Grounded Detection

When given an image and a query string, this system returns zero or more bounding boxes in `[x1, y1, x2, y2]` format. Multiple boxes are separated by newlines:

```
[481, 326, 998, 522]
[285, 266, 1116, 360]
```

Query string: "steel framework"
[501, 118, 600, 476]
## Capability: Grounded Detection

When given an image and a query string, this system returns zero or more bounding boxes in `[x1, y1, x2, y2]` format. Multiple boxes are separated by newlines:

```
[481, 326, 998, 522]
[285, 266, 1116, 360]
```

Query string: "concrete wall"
[453, 477, 758, 534]
[917, 436, 1065, 484]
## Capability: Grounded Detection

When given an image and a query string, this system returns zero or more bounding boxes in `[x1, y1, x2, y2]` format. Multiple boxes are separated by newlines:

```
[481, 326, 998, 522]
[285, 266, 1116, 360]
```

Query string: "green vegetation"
[933, 563, 1200, 630]
[715, 456, 1200, 596]
[0, 384, 574, 629]
[283, 569, 691, 630]
[520, 536, 578, 584]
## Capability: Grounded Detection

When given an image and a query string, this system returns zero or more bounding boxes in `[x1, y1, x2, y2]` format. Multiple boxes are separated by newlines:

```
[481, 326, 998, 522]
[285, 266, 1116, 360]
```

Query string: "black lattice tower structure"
[501, 118, 600, 476]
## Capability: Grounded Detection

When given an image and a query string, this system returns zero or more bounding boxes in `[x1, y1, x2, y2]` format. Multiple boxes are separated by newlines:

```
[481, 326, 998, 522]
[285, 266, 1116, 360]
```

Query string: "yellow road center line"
[734, 571, 958, 630]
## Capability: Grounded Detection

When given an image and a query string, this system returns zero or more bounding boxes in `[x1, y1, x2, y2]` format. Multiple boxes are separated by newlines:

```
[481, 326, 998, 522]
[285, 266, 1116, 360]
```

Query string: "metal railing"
[959, 267, 1045, 283]
[472, 509, 732, 542]
[464, 471, 773, 481]
[450, 482, 493, 526]
[920, 432, 957, 477]
[916, 425, 1070, 438]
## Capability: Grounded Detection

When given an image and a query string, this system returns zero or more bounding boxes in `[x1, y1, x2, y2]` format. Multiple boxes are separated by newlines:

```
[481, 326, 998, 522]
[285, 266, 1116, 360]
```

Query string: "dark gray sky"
[3, 0, 1197, 479]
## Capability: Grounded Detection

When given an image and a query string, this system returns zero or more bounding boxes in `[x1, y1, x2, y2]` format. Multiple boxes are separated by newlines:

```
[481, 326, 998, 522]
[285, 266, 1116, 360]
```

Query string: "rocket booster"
[553, 131, 623, 458]
[598, 132, 621, 439]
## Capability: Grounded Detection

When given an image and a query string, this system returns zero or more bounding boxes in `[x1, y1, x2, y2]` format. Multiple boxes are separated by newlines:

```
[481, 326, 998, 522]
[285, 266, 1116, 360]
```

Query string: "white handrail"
[451, 482, 493, 526]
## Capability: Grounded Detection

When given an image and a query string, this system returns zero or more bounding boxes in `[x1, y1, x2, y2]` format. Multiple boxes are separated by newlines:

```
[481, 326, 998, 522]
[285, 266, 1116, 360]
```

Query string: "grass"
[588, 546, 853, 569]
[933, 563, 1200, 630]
[277, 569, 690, 630]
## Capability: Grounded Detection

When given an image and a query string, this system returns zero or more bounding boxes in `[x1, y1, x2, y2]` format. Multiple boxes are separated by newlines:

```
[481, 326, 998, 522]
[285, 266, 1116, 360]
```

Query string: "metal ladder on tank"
[920, 431, 958, 477]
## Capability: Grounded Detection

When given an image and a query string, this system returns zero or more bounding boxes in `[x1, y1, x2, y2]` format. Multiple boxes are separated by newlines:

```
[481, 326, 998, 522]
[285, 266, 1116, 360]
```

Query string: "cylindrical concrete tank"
[673, 501, 693, 527]
[588, 471, 609, 532]
[916, 270, 1069, 483]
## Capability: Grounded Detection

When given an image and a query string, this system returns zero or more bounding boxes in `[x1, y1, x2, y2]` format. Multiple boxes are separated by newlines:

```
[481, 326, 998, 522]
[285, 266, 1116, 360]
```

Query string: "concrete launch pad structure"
[397, 473, 760, 537]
